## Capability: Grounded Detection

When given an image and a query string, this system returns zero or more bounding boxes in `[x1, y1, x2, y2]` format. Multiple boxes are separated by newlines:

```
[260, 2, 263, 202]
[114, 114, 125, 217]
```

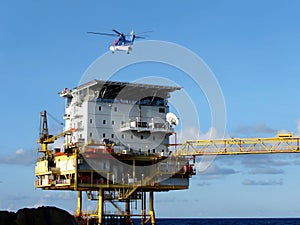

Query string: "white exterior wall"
[82, 100, 170, 152]
[62, 83, 176, 154]
[55, 157, 75, 172]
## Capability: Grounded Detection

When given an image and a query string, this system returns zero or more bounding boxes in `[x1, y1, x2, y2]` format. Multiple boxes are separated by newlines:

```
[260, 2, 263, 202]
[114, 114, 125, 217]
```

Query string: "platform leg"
[141, 192, 146, 225]
[98, 188, 103, 225]
[125, 199, 130, 222]
[76, 191, 82, 217]
[149, 191, 156, 225]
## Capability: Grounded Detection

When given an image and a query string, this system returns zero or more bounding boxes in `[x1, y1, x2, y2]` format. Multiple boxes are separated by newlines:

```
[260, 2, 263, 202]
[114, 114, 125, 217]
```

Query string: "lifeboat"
[84, 145, 114, 158]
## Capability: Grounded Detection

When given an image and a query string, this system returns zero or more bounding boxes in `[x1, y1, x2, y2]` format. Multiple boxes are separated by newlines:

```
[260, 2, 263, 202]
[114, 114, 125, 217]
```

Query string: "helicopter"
[87, 29, 151, 54]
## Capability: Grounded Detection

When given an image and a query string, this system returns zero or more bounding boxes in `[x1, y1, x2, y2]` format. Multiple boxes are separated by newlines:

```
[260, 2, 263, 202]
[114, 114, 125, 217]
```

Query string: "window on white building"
[159, 108, 165, 113]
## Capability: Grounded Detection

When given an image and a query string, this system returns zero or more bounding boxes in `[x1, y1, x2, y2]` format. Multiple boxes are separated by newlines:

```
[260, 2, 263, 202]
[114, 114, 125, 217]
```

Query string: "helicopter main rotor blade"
[112, 29, 122, 35]
[87, 32, 118, 37]
[135, 31, 153, 35]
[87, 29, 152, 39]
[134, 36, 146, 39]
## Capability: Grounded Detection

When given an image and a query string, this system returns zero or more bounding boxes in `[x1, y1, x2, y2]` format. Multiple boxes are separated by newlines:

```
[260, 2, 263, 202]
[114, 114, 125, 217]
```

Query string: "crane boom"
[175, 133, 300, 156]
[37, 110, 72, 153]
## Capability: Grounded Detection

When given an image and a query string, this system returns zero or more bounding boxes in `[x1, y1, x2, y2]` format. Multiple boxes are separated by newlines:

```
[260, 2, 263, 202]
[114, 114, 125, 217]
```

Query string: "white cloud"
[33, 197, 47, 208]
[30, 192, 77, 210]
[40, 192, 76, 201]
[0, 148, 36, 165]
[197, 164, 239, 180]
[248, 167, 285, 175]
[233, 123, 276, 136]
[171, 127, 229, 173]
[197, 182, 211, 186]
[174, 126, 228, 144]
[241, 154, 291, 168]
[242, 179, 283, 186]
[15, 149, 25, 155]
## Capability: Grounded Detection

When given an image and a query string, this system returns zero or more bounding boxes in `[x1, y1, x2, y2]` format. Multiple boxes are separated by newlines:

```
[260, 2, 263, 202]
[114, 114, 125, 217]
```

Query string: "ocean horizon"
[132, 218, 300, 224]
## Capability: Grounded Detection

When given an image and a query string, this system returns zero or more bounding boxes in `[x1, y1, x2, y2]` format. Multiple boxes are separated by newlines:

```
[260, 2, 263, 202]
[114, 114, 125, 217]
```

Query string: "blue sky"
[1, 0, 300, 218]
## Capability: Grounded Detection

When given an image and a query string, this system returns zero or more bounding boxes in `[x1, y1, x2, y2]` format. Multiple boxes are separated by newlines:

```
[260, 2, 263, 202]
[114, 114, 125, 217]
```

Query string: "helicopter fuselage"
[109, 44, 132, 54]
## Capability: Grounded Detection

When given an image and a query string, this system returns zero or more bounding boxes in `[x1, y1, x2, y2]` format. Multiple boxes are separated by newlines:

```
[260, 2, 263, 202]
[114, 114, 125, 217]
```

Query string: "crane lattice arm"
[37, 110, 72, 154]
[175, 134, 300, 156]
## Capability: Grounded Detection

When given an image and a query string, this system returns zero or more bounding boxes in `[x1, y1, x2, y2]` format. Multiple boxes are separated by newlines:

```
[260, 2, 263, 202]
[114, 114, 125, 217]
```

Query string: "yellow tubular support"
[76, 191, 82, 217]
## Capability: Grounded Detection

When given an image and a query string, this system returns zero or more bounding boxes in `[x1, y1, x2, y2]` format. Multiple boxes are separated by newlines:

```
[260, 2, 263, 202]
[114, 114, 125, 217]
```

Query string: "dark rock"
[0, 211, 17, 225]
[0, 206, 77, 225]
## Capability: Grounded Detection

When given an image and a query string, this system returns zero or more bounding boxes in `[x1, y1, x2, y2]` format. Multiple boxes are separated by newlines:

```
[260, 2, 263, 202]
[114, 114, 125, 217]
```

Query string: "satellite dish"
[166, 112, 179, 127]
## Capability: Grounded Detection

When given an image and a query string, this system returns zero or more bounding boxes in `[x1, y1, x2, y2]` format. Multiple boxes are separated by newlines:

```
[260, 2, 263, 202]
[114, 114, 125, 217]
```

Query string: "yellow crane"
[37, 110, 73, 154]
[175, 132, 300, 157]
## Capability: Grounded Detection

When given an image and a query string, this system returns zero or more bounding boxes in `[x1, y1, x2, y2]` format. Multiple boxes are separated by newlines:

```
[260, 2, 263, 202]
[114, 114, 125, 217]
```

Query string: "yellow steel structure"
[175, 133, 300, 156]
[37, 111, 300, 225]
[35, 111, 193, 225]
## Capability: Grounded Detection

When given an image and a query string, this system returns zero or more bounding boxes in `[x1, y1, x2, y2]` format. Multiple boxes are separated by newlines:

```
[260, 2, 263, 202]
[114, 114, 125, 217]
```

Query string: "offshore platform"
[35, 79, 300, 225]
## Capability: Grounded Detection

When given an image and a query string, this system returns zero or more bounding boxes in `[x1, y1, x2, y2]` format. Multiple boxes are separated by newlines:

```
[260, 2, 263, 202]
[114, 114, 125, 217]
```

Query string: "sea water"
[132, 218, 300, 225]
